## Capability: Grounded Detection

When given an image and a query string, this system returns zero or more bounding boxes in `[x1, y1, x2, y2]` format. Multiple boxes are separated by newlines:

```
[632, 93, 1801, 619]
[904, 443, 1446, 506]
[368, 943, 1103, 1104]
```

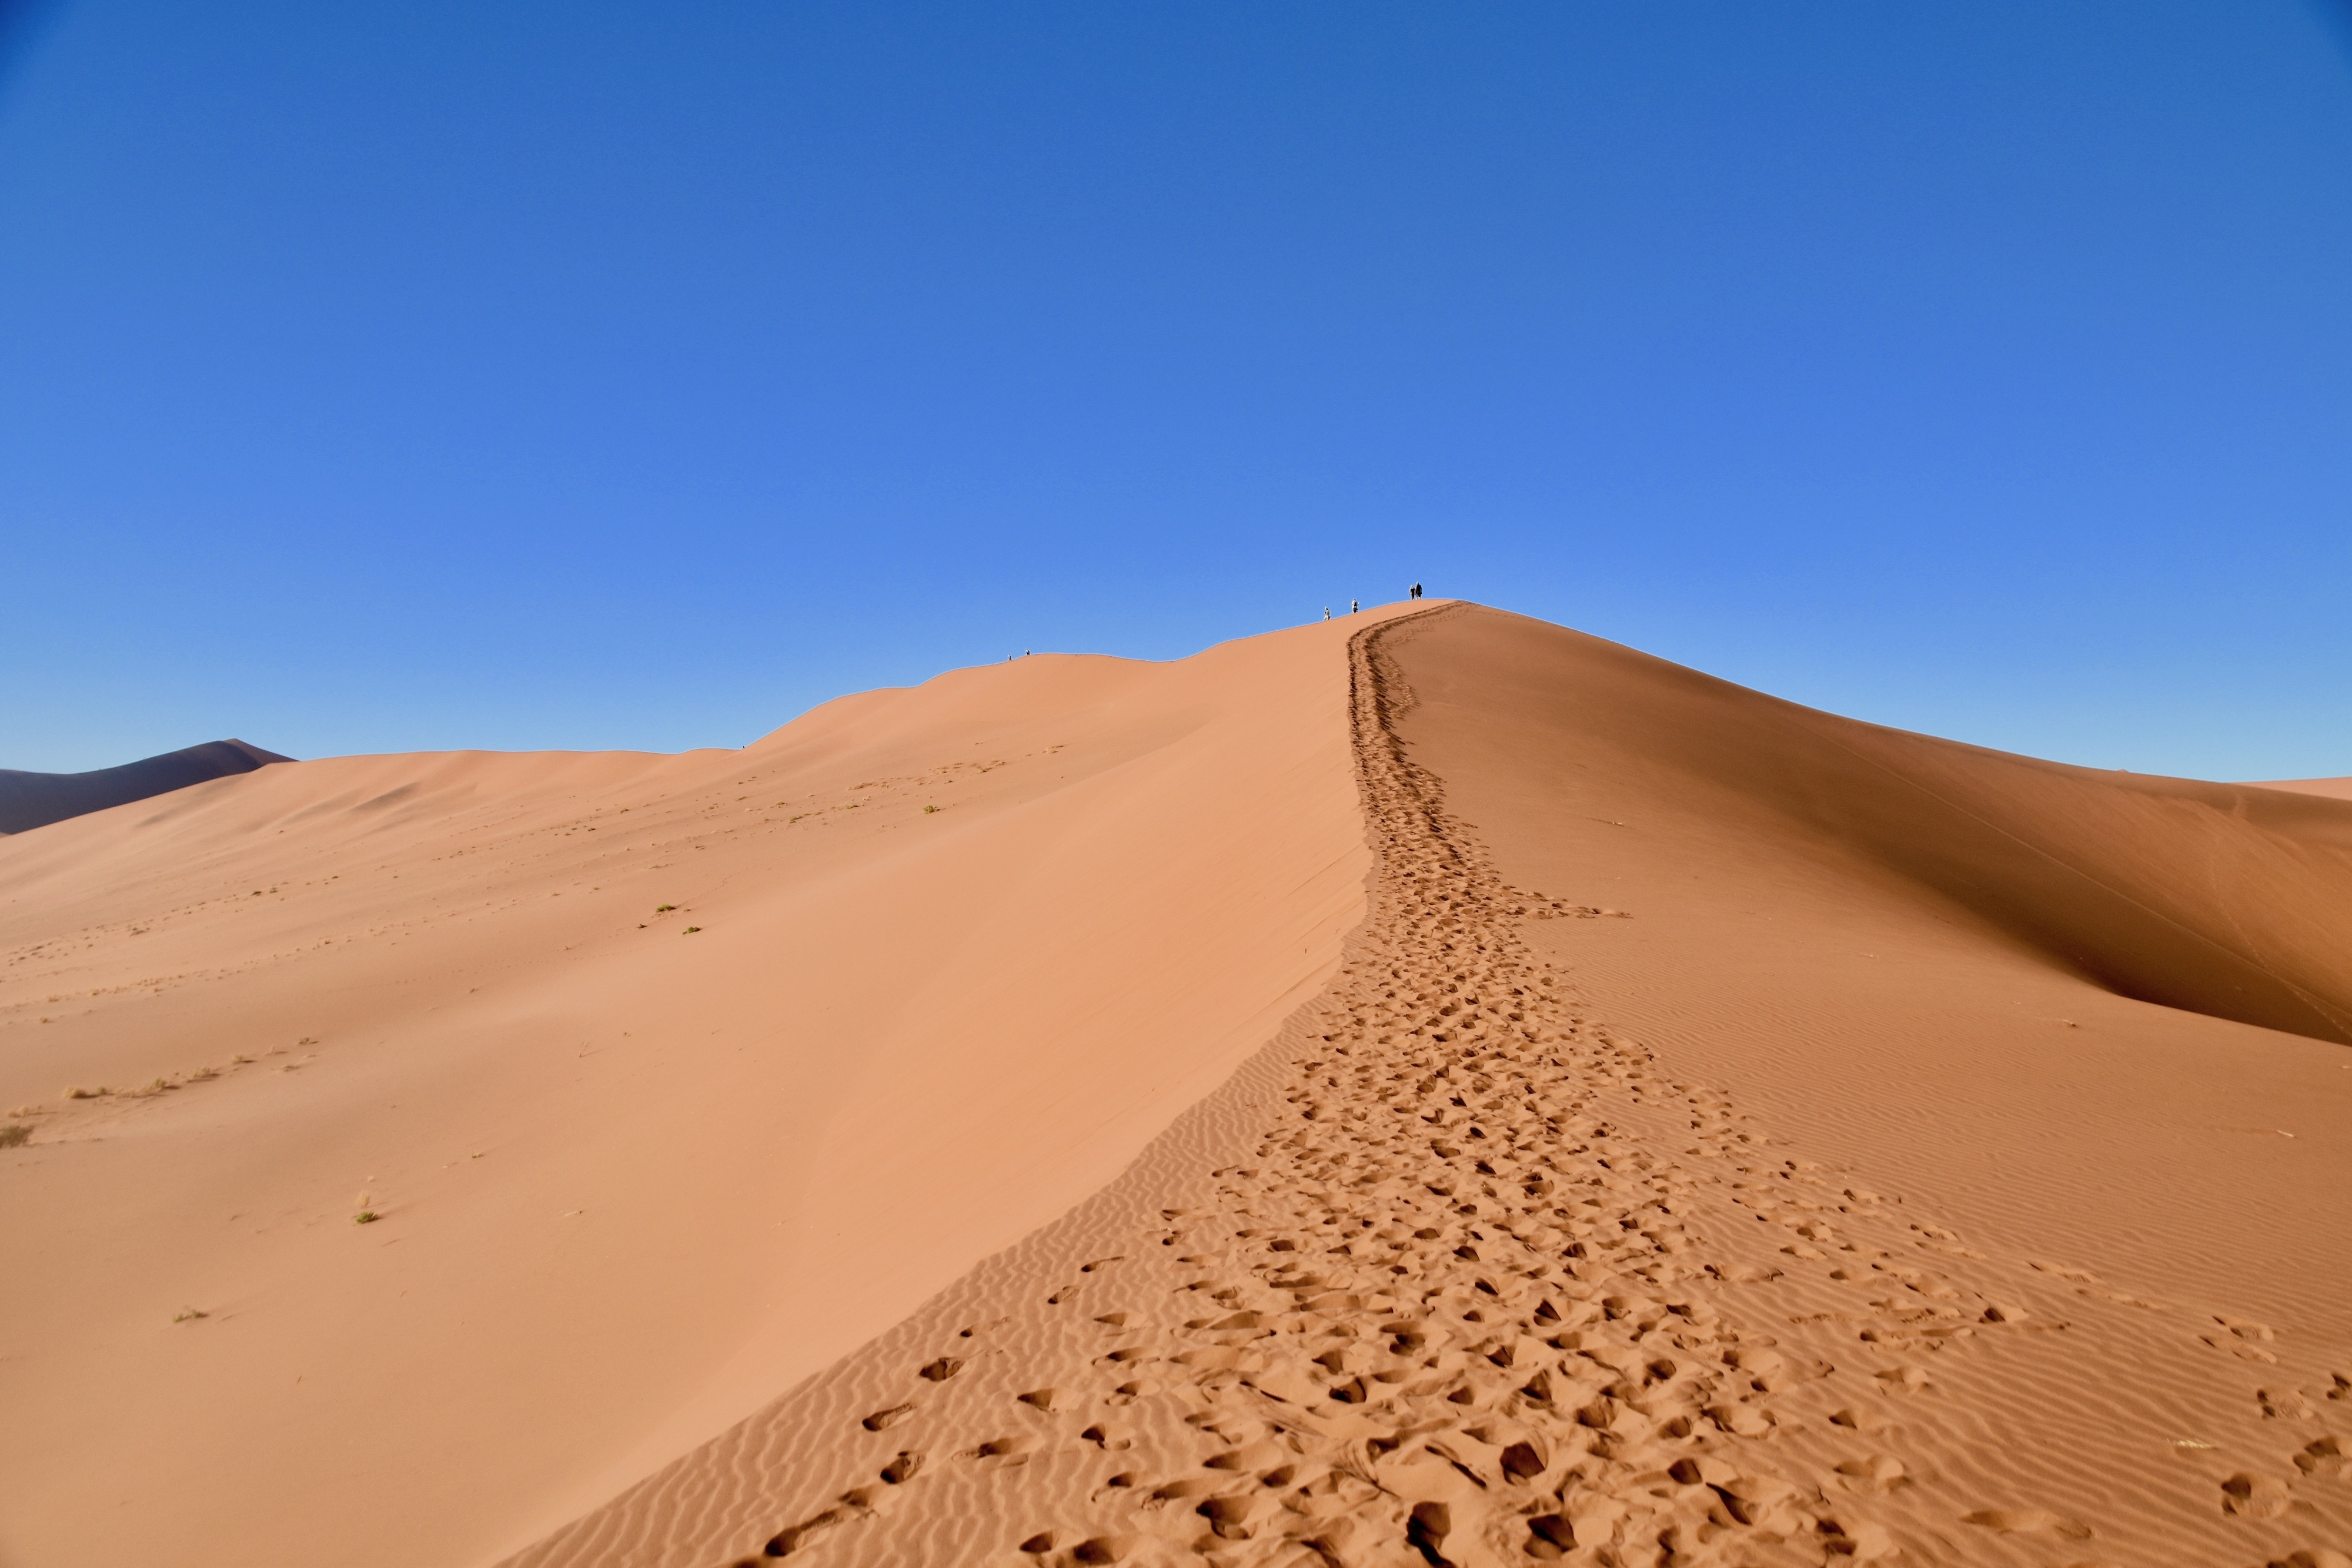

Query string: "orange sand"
[2261, 777, 2352, 804]
[0, 606, 1418, 1567]
[6, 602, 2348, 1568]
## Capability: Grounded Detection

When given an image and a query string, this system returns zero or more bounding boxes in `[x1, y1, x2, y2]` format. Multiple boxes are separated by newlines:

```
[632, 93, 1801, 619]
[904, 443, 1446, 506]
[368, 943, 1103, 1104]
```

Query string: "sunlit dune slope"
[0, 606, 1419, 1568]
[2261, 775, 2352, 803]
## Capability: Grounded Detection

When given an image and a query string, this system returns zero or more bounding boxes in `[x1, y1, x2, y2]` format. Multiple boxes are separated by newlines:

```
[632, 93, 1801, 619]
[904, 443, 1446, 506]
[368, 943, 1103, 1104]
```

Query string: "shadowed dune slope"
[0, 738, 290, 835]
[0, 607, 1421, 1568]
[1394, 609, 2352, 1048]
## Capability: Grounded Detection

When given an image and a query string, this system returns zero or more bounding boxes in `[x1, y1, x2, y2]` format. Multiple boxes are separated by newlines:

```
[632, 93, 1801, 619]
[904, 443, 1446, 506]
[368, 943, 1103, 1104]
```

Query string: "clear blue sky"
[4, 2, 2348, 778]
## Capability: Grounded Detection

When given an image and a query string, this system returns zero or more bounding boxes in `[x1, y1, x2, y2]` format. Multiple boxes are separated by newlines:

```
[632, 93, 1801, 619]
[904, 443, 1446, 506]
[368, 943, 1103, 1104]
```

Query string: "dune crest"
[0, 738, 290, 835]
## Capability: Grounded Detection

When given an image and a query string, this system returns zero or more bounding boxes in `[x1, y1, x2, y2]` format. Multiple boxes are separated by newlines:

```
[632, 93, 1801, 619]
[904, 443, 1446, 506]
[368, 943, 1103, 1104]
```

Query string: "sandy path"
[503, 607, 2352, 1567]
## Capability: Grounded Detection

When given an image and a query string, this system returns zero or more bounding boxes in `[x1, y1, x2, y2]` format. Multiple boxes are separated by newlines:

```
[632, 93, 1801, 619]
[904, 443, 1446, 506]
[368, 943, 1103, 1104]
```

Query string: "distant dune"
[2259, 775, 2352, 803]
[4, 605, 2347, 1568]
[0, 739, 291, 835]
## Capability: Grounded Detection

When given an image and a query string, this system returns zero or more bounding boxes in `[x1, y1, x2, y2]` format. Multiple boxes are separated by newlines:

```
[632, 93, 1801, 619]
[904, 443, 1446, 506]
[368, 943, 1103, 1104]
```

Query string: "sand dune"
[497, 607, 2352, 1568]
[2261, 777, 2352, 804]
[1394, 620, 2352, 1049]
[0, 738, 289, 835]
[7, 603, 2349, 1568]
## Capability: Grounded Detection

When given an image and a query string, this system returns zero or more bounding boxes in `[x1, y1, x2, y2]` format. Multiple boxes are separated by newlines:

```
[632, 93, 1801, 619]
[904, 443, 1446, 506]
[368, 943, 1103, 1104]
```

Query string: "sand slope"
[11, 602, 2349, 1568]
[1408, 613, 2352, 1048]
[0, 607, 1421, 1568]
[2261, 777, 2352, 804]
[500, 605, 2351, 1568]
[1387, 609, 2352, 1336]
[0, 738, 290, 835]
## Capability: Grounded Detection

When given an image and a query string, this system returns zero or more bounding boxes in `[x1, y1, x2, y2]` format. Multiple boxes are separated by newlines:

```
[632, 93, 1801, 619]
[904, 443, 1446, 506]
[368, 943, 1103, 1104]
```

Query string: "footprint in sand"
[2296, 1436, 2350, 1481]
[2223, 1472, 2294, 1519]
[1963, 1506, 2094, 1539]
[1836, 1454, 1908, 1492]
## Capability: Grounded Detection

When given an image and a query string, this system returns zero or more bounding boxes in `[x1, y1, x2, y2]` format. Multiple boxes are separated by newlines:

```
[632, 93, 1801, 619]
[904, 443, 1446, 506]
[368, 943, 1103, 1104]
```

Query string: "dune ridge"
[499, 604, 2352, 1567]
[2261, 778, 2352, 804]
[0, 738, 290, 835]
[1396, 616, 2352, 1049]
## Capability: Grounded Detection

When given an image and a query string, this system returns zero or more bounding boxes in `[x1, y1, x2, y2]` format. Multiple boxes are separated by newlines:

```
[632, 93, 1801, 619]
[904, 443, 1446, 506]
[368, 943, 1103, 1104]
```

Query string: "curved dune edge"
[0, 738, 292, 836]
[499, 606, 2352, 1568]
